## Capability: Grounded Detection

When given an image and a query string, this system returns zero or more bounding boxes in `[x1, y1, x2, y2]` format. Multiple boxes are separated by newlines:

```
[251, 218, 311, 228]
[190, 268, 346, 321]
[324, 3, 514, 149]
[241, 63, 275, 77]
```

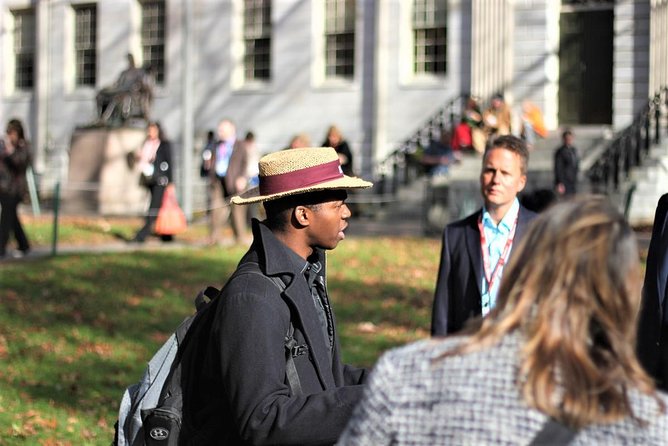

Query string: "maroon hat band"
[259, 160, 344, 196]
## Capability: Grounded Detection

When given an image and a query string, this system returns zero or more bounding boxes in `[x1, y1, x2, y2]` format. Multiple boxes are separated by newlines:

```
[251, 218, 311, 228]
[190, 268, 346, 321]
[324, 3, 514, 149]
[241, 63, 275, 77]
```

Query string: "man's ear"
[293, 205, 311, 228]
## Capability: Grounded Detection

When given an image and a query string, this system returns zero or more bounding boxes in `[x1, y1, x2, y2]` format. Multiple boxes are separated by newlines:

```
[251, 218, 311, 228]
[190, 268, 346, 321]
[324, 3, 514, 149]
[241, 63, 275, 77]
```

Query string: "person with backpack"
[180, 147, 372, 444]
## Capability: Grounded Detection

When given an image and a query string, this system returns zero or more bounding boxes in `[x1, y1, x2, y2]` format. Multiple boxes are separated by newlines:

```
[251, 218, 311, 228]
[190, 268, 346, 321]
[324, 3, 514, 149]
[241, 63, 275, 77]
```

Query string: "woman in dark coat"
[322, 125, 354, 176]
[131, 121, 173, 242]
[0, 119, 32, 258]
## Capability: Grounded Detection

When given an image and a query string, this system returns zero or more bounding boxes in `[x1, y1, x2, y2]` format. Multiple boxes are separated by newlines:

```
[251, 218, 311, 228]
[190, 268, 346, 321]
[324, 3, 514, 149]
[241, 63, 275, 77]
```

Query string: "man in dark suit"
[637, 193, 668, 391]
[431, 135, 537, 336]
[182, 147, 372, 444]
[554, 129, 579, 196]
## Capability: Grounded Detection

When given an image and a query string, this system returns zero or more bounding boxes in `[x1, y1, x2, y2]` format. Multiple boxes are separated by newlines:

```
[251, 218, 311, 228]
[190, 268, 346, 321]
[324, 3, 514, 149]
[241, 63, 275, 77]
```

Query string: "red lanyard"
[478, 214, 518, 292]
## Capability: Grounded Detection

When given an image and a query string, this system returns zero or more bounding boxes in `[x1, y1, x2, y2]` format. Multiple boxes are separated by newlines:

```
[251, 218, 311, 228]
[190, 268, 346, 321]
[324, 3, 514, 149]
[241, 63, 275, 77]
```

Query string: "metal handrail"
[587, 86, 668, 193]
[374, 93, 468, 196]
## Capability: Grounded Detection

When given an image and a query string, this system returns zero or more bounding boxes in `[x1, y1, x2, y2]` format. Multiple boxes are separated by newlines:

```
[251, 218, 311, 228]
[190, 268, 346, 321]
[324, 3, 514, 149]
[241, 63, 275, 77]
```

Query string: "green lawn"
[0, 216, 439, 445]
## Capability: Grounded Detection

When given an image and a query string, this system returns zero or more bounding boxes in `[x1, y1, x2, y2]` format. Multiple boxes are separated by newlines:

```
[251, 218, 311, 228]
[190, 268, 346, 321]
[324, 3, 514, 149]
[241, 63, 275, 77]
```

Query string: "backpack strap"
[234, 262, 304, 397]
[194, 286, 220, 312]
[528, 417, 577, 446]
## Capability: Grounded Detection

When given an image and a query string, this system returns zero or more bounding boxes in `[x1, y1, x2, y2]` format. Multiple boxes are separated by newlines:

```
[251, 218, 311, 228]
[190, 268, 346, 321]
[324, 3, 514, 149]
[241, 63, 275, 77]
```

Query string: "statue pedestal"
[65, 127, 148, 215]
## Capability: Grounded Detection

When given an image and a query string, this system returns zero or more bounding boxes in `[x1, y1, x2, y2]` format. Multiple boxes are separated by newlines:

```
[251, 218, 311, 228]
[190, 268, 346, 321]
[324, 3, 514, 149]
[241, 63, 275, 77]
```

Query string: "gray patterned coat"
[338, 332, 668, 445]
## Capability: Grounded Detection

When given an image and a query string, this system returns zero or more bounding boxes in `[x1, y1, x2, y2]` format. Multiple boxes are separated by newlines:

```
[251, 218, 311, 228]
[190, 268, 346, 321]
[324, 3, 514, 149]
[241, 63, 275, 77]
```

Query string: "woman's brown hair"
[442, 196, 662, 429]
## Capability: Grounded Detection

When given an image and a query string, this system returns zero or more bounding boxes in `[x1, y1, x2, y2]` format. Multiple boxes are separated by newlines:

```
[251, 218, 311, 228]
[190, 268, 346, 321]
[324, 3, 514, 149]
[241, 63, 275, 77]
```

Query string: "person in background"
[554, 129, 580, 196]
[421, 129, 457, 177]
[200, 130, 216, 178]
[520, 100, 547, 150]
[462, 96, 486, 154]
[338, 197, 668, 445]
[0, 119, 32, 258]
[131, 121, 173, 243]
[431, 135, 536, 336]
[205, 119, 249, 245]
[287, 133, 311, 150]
[451, 116, 474, 154]
[322, 125, 354, 177]
[243, 131, 261, 221]
[483, 93, 512, 146]
[637, 193, 668, 391]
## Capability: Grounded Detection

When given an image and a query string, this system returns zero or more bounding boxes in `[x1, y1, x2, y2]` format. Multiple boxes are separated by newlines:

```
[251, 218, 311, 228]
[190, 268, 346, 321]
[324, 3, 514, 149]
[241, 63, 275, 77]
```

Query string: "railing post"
[665, 87, 668, 135]
[655, 96, 661, 145]
[613, 142, 621, 191]
[623, 133, 631, 179]
[391, 157, 399, 195]
[634, 122, 642, 166]
[51, 181, 60, 256]
[645, 107, 651, 155]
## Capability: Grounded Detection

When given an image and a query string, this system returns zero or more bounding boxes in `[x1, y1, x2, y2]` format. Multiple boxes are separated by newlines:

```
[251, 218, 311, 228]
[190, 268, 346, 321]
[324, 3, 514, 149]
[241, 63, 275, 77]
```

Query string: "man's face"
[306, 192, 351, 250]
[480, 148, 526, 211]
[217, 121, 235, 141]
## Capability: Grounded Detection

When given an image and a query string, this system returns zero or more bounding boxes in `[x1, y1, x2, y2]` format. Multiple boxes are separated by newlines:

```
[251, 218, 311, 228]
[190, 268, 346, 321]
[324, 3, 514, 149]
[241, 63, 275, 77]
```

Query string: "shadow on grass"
[0, 246, 434, 437]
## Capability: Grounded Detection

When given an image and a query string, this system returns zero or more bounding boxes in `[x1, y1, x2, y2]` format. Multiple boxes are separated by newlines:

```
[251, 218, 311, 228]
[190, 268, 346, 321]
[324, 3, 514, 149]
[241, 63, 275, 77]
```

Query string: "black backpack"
[113, 263, 304, 445]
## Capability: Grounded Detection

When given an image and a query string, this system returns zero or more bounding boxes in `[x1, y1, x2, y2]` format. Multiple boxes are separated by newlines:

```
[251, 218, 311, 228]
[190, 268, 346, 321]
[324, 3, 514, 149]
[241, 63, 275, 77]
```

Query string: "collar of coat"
[248, 218, 327, 282]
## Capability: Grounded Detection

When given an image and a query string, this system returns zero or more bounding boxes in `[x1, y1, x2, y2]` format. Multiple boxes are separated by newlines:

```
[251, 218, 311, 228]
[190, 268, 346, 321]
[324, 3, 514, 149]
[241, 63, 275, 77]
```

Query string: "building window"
[413, 0, 447, 74]
[74, 4, 97, 87]
[243, 0, 271, 81]
[141, 0, 166, 84]
[13, 8, 35, 90]
[324, 0, 355, 78]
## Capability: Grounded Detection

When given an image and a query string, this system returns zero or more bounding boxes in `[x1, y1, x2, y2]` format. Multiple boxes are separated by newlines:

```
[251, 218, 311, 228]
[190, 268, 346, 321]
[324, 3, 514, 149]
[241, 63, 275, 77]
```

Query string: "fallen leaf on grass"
[76, 341, 113, 358]
[10, 410, 57, 437]
[357, 322, 378, 333]
[0, 335, 8, 359]
[41, 439, 73, 446]
[127, 295, 142, 307]
[150, 331, 170, 343]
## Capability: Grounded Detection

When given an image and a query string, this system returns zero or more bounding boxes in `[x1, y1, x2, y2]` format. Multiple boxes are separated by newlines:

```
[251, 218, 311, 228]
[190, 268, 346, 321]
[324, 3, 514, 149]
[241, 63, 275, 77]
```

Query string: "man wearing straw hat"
[181, 147, 372, 444]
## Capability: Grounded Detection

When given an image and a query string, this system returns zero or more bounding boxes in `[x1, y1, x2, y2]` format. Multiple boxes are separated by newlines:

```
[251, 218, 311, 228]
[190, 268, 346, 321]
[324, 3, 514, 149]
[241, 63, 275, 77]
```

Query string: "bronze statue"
[96, 54, 154, 125]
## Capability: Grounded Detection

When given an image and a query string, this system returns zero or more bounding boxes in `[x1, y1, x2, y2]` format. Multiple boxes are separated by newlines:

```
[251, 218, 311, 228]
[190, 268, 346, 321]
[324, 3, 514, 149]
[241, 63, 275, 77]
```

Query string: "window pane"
[141, 0, 166, 83]
[324, 0, 355, 79]
[413, 0, 447, 74]
[74, 5, 97, 86]
[13, 8, 35, 90]
[243, 0, 271, 81]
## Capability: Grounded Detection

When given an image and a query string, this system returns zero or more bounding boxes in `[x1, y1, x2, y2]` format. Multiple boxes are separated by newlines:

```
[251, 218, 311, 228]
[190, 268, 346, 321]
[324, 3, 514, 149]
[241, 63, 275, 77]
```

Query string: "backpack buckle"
[291, 345, 308, 357]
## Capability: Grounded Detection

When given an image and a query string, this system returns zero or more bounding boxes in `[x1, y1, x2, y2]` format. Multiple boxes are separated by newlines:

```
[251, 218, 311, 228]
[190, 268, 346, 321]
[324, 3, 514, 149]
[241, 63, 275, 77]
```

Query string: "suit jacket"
[337, 332, 668, 445]
[431, 206, 537, 336]
[637, 193, 668, 389]
[207, 139, 248, 195]
[554, 144, 579, 194]
[182, 219, 367, 445]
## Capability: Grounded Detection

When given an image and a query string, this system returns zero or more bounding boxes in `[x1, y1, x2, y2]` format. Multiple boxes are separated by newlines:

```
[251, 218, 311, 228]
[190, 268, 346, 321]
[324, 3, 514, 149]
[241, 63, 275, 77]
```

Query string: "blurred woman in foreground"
[338, 197, 667, 445]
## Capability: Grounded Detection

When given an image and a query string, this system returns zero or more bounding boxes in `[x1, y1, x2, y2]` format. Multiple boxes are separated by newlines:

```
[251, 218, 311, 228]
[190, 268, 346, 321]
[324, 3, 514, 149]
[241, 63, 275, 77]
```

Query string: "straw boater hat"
[231, 147, 372, 205]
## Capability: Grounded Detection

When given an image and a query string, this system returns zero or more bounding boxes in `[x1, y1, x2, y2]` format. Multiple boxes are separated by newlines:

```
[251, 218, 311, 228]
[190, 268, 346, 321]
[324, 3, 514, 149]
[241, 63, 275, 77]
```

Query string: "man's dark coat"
[182, 219, 366, 445]
[431, 206, 537, 336]
[554, 144, 579, 195]
[637, 193, 668, 391]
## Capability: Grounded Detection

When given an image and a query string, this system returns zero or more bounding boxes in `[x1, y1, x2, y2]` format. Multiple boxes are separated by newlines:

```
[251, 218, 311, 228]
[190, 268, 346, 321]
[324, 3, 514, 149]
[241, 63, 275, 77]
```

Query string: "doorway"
[558, 8, 613, 125]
